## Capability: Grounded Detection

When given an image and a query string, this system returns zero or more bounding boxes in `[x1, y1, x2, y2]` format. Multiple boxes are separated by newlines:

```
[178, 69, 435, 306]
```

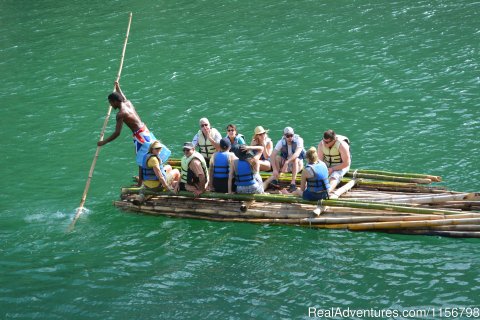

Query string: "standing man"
[98, 81, 159, 186]
[191, 117, 222, 166]
[317, 129, 351, 193]
[267, 127, 305, 192]
[176, 142, 209, 197]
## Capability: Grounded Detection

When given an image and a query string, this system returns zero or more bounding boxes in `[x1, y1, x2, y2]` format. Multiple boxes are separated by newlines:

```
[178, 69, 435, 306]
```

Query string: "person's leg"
[290, 159, 298, 184]
[328, 167, 349, 193]
[258, 160, 271, 172]
[290, 159, 303, 184]
[288, 159, 303, 191]
[263, 156, 283, 190]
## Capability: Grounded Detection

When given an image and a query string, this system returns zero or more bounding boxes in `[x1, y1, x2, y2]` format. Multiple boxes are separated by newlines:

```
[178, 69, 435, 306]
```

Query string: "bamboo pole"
[325, 199, 466, 216]
[346, 193, 470, 204]
[307, 213, 480, 225]
[329, 178, 357, 200]
[168, 159, 442, 184]
[348, 169, 442, 182]
[347, 217, 480, 231]
[382, 230, 480, 238]
[69, 13, 133, 231]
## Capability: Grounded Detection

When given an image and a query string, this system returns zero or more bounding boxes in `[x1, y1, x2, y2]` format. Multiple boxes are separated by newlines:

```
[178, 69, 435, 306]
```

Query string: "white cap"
[283, 127, 294, 135]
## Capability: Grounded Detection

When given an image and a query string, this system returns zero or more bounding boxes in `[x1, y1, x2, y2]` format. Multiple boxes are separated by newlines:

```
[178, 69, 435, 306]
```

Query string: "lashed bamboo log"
[168, 158, 442, 183]
[346, 193, 470, 204]
[259, 172, 433, 184]
[428, 225, 480, 231]
[382, 230, 480, 238]
[348, 169, 442, 182]
[347, 217, 480, 231]
[329, 178, 357, 200]
[354, 180, 444, 193]
[307, 213, 480, 225]
[121, 188, 474, 217]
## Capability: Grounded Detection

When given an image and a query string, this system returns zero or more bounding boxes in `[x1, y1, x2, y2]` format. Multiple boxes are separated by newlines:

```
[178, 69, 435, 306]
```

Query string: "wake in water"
[24, 210, 70, 223]
[73, 207, 91, 217]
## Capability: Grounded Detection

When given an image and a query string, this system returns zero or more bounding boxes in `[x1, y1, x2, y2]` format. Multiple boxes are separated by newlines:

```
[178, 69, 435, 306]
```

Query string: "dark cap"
[234, 145, 254, 161]
[183, 142, 194, 150]
[220, 137, 231, 150]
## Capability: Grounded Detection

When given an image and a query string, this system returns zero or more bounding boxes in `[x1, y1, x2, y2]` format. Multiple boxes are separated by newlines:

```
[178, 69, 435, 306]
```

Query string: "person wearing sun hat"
[133, 140, 180, 204]
[140, 140, 179, 189]
[250, 126, 273, 171]
[266, 126, 305, 192]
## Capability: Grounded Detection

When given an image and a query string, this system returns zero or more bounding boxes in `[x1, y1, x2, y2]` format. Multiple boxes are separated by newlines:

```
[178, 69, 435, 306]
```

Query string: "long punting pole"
[69, 13, 133, 231]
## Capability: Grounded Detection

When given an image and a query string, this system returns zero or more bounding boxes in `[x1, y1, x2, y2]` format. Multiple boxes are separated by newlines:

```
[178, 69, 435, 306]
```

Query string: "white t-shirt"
[274, 135, 304, 157]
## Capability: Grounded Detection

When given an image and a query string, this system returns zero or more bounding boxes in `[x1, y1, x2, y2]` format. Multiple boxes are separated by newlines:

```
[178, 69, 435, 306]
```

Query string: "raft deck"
[115, 170, 480, 238]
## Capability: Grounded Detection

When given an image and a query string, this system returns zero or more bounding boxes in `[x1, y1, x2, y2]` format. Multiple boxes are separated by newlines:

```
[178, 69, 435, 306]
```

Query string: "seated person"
[250, 126, 273, 171]
[176, 142, 209, 197]
[225, 124, 246, 148]
[191, 118, 222, 166]
[229, 145, 264, 194]
[317, 129, 351, 194]
[140, 140, 179, 192]
[291, 147, 330, 200]
[265, 126, 305, 192]
[208, 137, 236, 193]
[134, 141, 179, 204]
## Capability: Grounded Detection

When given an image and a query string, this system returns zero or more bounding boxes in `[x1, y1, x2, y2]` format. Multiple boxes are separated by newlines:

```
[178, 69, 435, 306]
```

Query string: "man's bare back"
[117, 100, 143, 133]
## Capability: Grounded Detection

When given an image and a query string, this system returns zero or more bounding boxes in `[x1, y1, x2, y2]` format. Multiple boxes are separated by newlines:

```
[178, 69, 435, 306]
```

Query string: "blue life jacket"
[141, 153, 166, 181]
[306, 162, 330, 193]
[213, 152, 229, 179]
[135, 142, 171, 167]
[234, 160, 255, 186]
[233, 134, 246, 145]
[280, 135, 305, 160]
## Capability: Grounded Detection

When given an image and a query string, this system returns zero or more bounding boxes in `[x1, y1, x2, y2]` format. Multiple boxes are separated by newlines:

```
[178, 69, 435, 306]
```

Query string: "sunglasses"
[200, 123, 209, 127]
[285, 134, 293, 138]
[323, 139, 334, 144]
[154, 147, 162, 150]
[227, 129, 235, 132]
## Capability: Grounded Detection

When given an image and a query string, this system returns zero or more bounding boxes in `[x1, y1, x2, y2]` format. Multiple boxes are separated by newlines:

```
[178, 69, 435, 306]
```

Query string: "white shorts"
[330, 166, 350, 184]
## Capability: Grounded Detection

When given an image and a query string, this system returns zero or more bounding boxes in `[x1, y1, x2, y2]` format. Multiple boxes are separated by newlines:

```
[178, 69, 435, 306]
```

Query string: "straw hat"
[253, 126, 268, 136]
[148, 140, 163, 153]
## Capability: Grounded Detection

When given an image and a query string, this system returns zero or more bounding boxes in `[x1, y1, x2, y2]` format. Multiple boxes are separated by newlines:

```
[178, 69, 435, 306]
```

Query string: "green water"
[1, 0, 479, 319]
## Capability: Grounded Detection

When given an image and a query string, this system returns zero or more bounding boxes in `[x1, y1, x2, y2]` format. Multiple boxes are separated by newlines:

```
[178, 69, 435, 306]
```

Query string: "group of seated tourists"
[137, 117, 351, 202]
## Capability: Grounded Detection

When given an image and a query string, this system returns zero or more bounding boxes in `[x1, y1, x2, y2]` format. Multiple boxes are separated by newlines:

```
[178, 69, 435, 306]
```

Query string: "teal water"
[1, 0, 479, 319]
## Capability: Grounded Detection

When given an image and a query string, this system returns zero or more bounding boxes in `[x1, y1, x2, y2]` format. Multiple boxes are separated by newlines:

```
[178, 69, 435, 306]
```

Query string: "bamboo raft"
[115, 165, 480, 238]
